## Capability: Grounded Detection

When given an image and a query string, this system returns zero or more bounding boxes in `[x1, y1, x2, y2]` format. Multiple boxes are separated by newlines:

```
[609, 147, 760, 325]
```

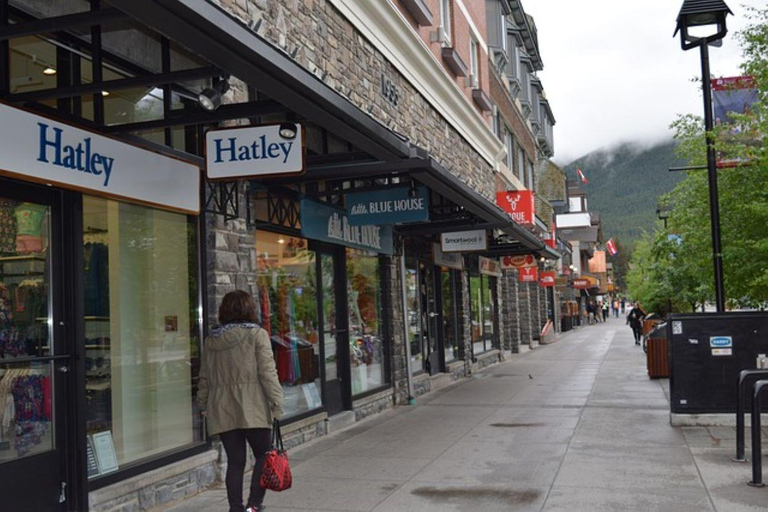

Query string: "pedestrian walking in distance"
[626, 302, 647, 346]
[612, 299, 620, 318]
[602, 300, 609, 322]
[198, 290, 284, 512]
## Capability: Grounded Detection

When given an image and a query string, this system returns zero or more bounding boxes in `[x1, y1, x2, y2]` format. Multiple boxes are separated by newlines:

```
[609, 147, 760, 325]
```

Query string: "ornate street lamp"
[674, 0, 732, 313]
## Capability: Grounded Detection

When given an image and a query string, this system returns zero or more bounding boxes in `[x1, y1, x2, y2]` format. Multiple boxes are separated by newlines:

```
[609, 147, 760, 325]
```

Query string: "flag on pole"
[606, 238, 618, 256]
[577, 168, 589, 184]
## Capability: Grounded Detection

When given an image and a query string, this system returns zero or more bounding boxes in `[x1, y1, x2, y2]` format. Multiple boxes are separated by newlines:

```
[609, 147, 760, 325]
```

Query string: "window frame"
[440, 0, 452, 44]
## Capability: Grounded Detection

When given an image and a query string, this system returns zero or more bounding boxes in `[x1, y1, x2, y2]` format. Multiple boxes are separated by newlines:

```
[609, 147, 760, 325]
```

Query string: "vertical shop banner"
[346, 186, 429, 226]
[497, 190, 535, 225]
[440, 230, 487, 253]
[205, 123, 305, 179]
[572, 278, 591, 290]
[518, 266, 538, 283]
[544, 222, 557, 248]
[433, 244, 464, 270]
[479, 256, 502, 277]
[539, 271, 556, 287]
[712, 76, 759, 168]
[300, 199, 393, 254]
[500, 253, 537, 270]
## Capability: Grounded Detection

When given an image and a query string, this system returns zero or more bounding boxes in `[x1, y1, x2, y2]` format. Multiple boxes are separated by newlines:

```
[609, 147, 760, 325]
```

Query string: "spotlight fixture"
[101, 91, 110, 97]
[43, 67, 57, 75]
[278, 122, 298, 139]
[198, 79, 230, 112]
[408, 179, 419, 198]
[277, 238, 285, 244]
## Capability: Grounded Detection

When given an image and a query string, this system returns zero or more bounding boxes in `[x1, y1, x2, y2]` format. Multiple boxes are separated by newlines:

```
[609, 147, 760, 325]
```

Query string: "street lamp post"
[674, 0, 732, 313]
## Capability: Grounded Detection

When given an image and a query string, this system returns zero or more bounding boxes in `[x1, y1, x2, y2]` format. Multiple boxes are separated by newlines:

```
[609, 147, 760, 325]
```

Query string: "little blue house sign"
[205, 123, 305, 179]
[346, 186, 429, 226]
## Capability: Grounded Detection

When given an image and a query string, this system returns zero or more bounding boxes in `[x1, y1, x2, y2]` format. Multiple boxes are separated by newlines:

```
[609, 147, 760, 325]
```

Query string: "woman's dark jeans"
[219, 428, 272, 512]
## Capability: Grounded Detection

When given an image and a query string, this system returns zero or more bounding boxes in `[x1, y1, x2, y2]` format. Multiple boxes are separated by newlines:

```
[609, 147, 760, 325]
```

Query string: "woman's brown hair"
[218, 290, 258, 325]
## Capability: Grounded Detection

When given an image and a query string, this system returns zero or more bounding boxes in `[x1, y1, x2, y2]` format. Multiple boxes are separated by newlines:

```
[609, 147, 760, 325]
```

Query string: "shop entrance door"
[0, 180, 69, 511]
[317, 249, 348, 415]
[420, 262, 443, 375]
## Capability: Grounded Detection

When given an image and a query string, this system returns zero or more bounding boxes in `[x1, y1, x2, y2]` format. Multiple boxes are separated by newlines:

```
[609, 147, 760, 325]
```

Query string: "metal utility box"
[669, 312, 768, 414]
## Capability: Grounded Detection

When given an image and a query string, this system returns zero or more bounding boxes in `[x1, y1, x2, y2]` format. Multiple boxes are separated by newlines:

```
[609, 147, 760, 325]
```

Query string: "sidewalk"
[162, 318, 768, 511]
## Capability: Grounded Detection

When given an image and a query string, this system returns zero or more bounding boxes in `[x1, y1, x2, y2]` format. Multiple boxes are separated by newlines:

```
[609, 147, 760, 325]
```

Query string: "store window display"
[470, 274, 496, 354]
[405, 264, 423, 372]
[347, 249, 386, 394]
[255, 232, 322, 417]
[0, 196, 52, 464]
[81, 196, 202, 476]
[441, 268, 459, 363]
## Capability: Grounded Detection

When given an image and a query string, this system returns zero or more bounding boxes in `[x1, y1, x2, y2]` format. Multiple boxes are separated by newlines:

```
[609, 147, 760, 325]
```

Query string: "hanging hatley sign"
[346, 186, 429, 226]
[205, 123, 305, 179]
[500, 254, 537, 270]
[300, 198, 393, 255]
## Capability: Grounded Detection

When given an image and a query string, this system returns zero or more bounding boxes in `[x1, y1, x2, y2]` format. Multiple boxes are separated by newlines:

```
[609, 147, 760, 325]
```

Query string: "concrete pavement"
[161, 317, 768, 511]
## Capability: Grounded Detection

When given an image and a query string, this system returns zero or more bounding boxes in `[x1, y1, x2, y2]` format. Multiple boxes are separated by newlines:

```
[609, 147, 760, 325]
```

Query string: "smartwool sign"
[205, 124, 304, 179]
[0, 102, 200, 213]
[346, 186, 429, 226]
[300, 199, 393, 255]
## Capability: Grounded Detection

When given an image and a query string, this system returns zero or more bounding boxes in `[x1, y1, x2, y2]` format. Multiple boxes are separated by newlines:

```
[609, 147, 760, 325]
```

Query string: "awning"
[107, 0, 411, 163]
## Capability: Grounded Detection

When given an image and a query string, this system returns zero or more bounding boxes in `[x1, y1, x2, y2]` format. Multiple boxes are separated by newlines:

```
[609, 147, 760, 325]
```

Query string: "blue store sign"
[300, 199, 393, 255]
[346, 186, 429, 226]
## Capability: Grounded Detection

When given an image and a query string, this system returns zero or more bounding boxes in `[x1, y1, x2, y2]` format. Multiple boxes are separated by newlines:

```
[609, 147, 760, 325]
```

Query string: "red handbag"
[259, 419, 292, 491]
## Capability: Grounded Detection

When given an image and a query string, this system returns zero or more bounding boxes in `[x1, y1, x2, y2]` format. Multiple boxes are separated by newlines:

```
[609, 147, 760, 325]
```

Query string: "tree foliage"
[628, 7, 768, 310]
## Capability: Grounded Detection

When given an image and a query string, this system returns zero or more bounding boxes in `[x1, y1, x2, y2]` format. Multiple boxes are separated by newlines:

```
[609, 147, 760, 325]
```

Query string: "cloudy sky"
[524, 0, 763, 165]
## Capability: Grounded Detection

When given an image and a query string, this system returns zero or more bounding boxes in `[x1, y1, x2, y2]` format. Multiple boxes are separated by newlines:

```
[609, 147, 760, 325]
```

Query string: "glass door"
[317, 250, 346, 415]
[421, 262, 442, 375]
[0, 180, 68, 511]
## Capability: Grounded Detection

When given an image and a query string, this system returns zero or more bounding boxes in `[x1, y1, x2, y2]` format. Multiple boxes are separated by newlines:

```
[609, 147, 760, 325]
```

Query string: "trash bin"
[646, 323, 669, 378]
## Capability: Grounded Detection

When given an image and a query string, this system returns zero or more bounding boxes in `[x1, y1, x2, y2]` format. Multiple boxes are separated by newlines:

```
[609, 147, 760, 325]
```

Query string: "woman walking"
[198, 290, 284, 512]
[626, 302, 647, 346]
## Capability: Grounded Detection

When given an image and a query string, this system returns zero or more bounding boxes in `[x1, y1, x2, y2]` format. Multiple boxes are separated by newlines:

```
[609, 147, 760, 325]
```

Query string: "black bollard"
[735, 370, 768, 462]
[748, 380, 768, 487]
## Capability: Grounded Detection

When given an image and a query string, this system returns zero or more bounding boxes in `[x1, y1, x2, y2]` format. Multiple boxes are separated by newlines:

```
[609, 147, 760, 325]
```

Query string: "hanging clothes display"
[0, 198, 18, 255]
[0, 369, 50, 457]
[14, 203, 47, 255]
[0, 284, 23, 358]
[83, 242, 109, 317]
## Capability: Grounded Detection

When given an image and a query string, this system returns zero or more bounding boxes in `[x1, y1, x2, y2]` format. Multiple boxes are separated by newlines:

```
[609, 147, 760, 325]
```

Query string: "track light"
[43, 67, 57, 75]
[408, 179, 419, 198]
[198, 79, 230, 111]
[278, 122, 298, 139]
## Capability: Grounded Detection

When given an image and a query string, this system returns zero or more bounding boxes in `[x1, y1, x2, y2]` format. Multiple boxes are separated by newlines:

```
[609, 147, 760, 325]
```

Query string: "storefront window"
[0, 197, 53, 463]
[470, 274, 496, 354]
[405, 264, 423, 372]
[347, 249, 386, 395]
[255, 232, 322, 417]
[441, 268, 459, 363]
[82, 196, 202, 475]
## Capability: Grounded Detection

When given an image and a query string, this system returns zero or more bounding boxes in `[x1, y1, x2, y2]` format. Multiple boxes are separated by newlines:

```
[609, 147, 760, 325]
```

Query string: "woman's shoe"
[246, 506, 265, 512]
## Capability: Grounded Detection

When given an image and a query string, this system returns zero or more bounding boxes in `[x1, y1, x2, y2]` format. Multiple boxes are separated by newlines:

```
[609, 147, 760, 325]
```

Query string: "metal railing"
[734, 369, 768, 462]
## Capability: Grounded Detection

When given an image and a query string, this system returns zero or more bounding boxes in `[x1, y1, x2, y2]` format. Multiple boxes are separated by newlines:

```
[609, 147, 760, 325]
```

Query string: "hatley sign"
[0, 102, 199, 213]
[205, 123, 304, 179]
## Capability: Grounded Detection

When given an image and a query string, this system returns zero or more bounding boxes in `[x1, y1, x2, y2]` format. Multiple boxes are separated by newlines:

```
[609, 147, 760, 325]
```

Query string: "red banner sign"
[539, 271, 555, 287]
[497, 190, 535, 225]
[518, 266, 538, 283]
[572, 278, 591, 289]
[501, 254, 537, 270]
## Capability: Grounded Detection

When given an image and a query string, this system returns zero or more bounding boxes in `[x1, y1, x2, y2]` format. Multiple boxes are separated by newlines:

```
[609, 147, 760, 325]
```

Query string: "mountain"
[562, 140, 686, 247]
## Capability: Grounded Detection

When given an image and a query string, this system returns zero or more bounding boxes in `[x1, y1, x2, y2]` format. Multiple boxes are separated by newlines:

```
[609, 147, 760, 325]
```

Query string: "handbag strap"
[271, 418, 285, 451]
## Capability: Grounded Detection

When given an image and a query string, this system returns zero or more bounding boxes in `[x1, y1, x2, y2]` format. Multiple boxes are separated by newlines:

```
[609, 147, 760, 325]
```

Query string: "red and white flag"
[577, 168, 589, 184]
[606, 238, 618, 256]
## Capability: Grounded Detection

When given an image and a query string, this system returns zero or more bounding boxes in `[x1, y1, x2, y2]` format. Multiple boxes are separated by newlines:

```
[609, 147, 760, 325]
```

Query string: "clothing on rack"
[0, 369, 50, 456]
[0, 283, 24, 358]
[0, 198, 18, 255]
[14, 203, 47, 255]
[84, 242, 109, 317]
